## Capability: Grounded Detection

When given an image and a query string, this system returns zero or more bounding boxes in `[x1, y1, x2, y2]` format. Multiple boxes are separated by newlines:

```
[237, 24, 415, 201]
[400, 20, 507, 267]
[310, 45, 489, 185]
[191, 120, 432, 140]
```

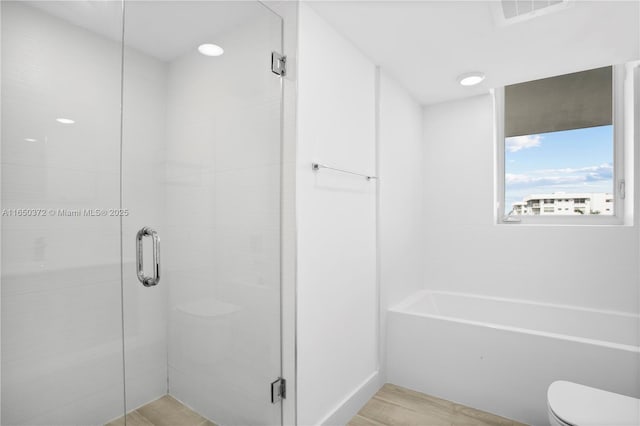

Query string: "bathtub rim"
[389, 290, 640, 354]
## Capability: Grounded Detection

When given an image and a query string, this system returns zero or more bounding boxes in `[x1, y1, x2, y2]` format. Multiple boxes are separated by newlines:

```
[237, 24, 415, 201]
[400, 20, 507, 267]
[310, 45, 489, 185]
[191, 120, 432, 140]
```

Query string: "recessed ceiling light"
[24, 138, 37, 142]
[457, 72, 485, 87]
[198, 43, 224, 57]
[56, 118, 75, 124]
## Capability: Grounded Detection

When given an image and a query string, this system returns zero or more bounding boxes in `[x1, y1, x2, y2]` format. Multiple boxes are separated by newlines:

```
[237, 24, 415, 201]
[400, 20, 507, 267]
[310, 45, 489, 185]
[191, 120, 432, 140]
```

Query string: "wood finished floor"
[349, 384, 528, 426]
[107, 384, 524, 426]
[105, 396, 216, 426]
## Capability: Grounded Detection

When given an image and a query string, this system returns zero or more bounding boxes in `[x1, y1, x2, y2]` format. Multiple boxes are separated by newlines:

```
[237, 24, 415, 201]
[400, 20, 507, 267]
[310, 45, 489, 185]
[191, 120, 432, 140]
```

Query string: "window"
[496, 65, 630, 224]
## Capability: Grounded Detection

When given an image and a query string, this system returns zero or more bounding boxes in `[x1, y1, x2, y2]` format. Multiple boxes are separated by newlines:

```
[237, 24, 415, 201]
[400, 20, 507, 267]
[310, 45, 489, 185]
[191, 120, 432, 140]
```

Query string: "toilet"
[547, 381, 640, 426]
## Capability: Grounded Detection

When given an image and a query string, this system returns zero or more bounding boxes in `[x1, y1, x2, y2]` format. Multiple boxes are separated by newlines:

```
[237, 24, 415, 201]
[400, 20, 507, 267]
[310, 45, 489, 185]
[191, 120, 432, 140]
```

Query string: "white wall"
[377, 70, 424, 381]
[420, 93, 639, 313]
[297, 4, 379, 424]
[378, 71, 424, 308]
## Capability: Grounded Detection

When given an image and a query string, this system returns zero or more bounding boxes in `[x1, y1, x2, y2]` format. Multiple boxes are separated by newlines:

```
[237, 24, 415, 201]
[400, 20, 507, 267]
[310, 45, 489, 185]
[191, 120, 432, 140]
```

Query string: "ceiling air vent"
[493, 0, 573, 26]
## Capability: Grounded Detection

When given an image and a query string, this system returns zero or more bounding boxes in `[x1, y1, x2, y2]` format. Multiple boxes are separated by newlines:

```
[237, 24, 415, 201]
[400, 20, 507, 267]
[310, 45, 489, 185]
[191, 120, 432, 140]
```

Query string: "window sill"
[497, 215, 629, 227]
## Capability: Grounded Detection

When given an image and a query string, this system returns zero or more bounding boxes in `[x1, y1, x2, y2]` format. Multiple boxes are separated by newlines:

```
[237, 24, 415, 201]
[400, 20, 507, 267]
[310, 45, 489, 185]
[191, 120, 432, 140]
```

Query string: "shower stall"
[1, 1, 288, 424]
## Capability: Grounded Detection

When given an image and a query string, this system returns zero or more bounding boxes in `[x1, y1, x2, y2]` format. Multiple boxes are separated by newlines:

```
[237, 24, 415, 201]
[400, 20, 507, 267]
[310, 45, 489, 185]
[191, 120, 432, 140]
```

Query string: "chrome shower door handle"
[136, 227, 160, 287]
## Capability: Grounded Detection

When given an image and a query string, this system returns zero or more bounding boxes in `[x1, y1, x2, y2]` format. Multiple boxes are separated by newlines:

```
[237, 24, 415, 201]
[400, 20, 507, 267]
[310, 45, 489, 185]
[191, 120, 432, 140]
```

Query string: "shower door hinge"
[270, 377, 286, 403]
[271, 52, 286, 76]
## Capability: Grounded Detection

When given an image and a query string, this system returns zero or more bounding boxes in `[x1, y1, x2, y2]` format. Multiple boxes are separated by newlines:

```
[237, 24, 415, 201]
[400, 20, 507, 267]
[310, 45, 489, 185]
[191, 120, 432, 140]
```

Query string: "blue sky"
[505, 125, 613, 212]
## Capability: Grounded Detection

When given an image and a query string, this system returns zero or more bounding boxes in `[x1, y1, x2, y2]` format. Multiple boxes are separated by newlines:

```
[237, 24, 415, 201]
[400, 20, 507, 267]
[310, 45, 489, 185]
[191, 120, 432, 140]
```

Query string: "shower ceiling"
[27, 1, 263, 61]
[310, 0, 640, 105]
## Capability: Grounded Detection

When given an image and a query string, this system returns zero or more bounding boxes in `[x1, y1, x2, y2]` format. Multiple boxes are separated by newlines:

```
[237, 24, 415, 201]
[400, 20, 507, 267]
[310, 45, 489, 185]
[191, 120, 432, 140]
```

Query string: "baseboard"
[319, 370, 382, 426]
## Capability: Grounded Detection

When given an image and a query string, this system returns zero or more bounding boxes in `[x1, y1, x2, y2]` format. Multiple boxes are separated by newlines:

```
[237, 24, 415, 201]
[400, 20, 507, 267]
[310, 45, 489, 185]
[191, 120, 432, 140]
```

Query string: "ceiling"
[25, 0, 640, 103]
[309, 1, 640, 105]
[28, 1, 271, 62]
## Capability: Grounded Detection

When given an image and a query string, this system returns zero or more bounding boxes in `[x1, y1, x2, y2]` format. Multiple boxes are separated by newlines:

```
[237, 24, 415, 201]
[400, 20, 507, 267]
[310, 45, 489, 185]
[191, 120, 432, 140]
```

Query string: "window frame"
[494, 64, 631, 226]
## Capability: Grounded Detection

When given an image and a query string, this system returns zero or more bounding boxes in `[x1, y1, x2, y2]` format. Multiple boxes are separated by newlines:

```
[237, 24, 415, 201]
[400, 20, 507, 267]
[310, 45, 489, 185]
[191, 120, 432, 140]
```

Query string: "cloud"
[505, 134, 542, 153]
[505, 163, 613, 188]
[506, 174, 582, 186]
[535, 163, 612, 176]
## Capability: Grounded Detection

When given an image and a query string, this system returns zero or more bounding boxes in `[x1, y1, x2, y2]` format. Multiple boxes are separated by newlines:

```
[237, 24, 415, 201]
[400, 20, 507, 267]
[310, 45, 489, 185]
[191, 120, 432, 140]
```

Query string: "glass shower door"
[1, 1, 126, 424]
[121, 2, 284, 424]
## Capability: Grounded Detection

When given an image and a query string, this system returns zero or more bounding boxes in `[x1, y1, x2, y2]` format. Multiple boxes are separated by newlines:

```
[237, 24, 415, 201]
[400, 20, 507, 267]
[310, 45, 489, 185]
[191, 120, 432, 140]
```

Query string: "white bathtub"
[387, 290, 640, 425]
